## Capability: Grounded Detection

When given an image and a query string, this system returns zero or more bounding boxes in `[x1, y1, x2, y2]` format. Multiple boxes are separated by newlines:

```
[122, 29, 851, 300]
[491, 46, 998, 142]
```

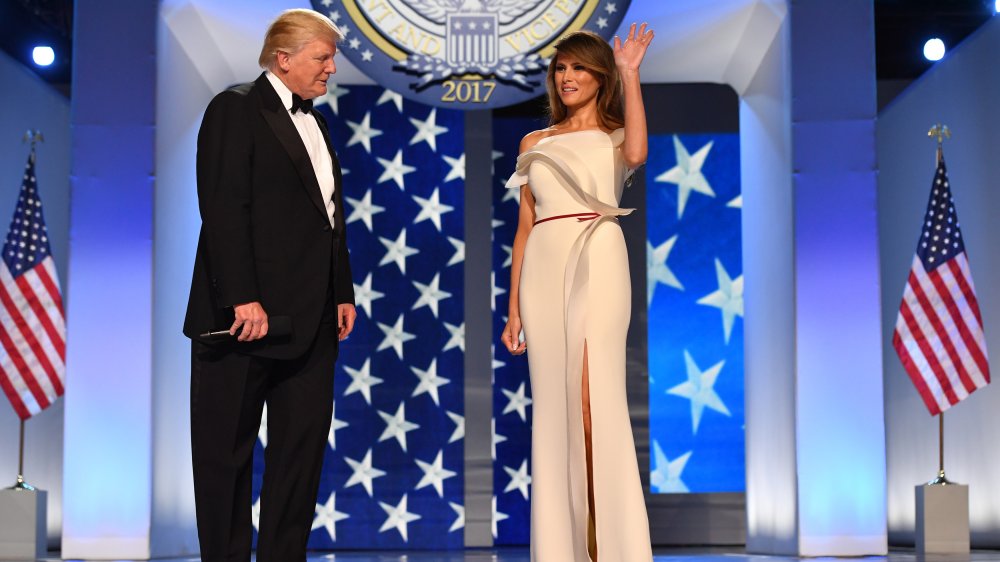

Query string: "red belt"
[533, 212, 601, 226]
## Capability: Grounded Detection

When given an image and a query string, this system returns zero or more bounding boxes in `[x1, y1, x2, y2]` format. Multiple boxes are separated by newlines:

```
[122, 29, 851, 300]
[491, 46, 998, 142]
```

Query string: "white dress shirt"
[265, 71, 336, 224]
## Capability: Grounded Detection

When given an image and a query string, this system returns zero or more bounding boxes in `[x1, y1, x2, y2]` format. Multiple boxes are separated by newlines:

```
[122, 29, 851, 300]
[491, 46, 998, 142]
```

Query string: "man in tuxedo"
[183, 9, 356, 562]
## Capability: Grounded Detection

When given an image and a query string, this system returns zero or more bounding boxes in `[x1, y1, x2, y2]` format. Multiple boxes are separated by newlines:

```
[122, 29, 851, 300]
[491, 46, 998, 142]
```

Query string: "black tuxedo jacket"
[183, 73, 354, 360]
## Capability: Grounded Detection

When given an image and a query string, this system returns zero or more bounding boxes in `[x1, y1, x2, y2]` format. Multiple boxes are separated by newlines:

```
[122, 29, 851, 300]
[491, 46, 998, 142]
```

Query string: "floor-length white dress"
[506, 128, 653, 562]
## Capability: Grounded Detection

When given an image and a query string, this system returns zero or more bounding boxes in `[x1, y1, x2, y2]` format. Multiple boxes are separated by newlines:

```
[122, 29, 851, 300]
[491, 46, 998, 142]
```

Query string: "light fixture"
[995, 0, 999, 14]
[923, 38, 945, 62]
[32, 46, 55, 67]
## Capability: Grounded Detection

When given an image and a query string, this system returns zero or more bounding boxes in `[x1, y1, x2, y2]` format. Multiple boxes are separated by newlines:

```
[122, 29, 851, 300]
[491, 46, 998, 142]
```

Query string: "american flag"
[0, 152, 65, 420]
[892, 159, 989, 415]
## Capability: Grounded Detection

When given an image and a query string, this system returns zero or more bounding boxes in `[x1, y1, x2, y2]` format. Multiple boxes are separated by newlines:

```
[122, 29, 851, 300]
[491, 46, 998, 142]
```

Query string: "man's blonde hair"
[258, 9, 342, 70]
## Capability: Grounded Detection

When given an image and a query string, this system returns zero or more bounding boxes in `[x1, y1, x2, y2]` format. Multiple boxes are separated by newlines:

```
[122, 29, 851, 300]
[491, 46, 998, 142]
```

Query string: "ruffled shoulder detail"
[505, 129, 553, 188]
[505, 169, 527, 189]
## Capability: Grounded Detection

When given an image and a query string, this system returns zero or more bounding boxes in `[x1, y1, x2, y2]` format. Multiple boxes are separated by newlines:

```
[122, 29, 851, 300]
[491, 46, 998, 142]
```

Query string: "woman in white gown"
[501, 24, 655, 562]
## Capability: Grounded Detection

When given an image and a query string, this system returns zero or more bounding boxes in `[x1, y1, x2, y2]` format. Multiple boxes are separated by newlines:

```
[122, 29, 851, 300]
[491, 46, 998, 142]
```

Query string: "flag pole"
[939, 413, 944, 475]
[926, 123, 954, 486]
[928, 412, 952, 485]
[22, 129, 44, 161]
[928, 123, 949, 164]
[7, 130, 44, 492]
[12, 418, 35, 490]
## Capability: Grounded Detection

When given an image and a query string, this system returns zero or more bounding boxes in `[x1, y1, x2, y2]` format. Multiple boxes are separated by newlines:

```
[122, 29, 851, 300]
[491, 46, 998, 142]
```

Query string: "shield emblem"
[446, 13, 498, 67]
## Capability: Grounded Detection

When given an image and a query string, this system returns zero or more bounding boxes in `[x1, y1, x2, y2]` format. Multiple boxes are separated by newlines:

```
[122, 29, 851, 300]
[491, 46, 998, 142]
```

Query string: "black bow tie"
[290, 93, 313, 114]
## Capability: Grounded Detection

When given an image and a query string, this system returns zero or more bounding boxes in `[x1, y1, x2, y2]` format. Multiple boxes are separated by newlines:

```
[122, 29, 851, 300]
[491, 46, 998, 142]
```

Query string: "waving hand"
[614, 22, 654, 72]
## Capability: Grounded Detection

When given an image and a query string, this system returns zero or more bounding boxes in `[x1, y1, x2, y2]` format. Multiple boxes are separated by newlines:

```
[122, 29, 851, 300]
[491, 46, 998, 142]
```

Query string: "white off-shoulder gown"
[506, 129, 653, 562]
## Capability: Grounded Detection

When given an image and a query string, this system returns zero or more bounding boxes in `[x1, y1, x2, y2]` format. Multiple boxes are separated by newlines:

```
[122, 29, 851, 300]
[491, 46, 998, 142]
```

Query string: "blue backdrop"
[251, 85, 467, 549]
[242, 106, 745, 548]
[646, 132, 745, 494]
[490, 115, 543, 545]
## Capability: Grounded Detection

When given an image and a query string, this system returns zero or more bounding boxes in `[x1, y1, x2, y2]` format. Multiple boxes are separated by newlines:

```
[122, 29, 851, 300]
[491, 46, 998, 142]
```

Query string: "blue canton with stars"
[646, 133, 745, 494]
[3, 155, 53, 276]
[251, 84, 466, 549]
[917, 160, 965, 272]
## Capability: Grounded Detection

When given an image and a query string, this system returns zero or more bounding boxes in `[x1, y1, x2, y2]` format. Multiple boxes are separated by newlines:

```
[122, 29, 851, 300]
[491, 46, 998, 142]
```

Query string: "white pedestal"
[0, 488, 47, 560]
[915, 483, 969, 555]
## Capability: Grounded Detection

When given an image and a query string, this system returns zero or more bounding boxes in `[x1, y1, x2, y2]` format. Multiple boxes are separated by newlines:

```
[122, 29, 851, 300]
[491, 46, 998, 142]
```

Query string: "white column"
[63, 0, 158, 558]
[743, 0, 887, 555]
[741, 8, 798, 554]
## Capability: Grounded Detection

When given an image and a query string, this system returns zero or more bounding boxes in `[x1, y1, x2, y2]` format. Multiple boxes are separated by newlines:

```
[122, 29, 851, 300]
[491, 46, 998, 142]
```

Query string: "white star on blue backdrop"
[315, 83, 350, 114]
[667, 350, 731, 434]
[378, 230, 419, 273]
[503, 459, 531, 499]
[346, 111, 382, 153]
[312, 492, 350, 540]
[697, 258, 745, 344]
[650, 440, 692, 493]
[647, 234, 683, 305]
[415, 450, 457, 497]
[376, 314, 416, 359]
[343, 357, 382, 405]
[376, 149, 417, 189]
[378, 403, 421, 452]
[346, 189, 385, 231]
[411, 358, 450, 405]
[412, 188, 454, 232]
[352, 273, 385, 318]
[328, 402, 349, 449]
[409, 108, 449, 151]
[655, 135, 715, 218]
[501, 382, 532, 422]
[343, 448, 386, 498]
[378, 494, 421, 541]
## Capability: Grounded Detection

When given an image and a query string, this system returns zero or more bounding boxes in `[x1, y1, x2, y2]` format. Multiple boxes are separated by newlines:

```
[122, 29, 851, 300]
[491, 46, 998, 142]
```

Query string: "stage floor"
[41, 548, 1000, 562]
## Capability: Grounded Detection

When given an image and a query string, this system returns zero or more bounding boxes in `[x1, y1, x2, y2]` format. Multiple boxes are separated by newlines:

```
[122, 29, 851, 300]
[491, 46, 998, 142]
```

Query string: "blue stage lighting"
[995, 0, 999, 14]
[32, 46, 55, 67]
[923, 38, 945, 61]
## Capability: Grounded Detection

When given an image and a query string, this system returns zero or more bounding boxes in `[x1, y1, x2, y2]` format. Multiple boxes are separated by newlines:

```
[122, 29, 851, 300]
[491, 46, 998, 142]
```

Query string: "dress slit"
[582, 340, 598, 562]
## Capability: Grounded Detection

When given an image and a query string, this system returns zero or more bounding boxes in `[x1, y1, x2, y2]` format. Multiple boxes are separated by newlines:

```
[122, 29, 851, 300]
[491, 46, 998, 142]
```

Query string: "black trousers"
[190, 311, 338, 562]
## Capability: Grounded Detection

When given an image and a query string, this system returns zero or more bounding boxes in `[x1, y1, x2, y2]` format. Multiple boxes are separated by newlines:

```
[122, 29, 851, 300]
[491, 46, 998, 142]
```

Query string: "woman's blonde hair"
[258, 9, 342, 70]
[545, 30, 624, 131]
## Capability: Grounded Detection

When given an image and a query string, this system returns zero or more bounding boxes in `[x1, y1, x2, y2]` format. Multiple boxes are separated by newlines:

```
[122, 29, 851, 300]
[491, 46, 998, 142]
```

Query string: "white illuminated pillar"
[742, 0, 887, 555]
[63, 0, 159, 558]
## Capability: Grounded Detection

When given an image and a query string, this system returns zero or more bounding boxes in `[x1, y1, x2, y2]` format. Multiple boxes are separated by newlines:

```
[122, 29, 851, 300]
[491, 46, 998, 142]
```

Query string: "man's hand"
[231, 302, 268, 342]
[338, 304, 357, 341]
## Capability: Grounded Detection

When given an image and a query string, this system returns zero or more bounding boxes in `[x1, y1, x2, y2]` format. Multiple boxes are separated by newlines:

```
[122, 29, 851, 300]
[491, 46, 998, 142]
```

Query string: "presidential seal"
[312, 0, 631, 110]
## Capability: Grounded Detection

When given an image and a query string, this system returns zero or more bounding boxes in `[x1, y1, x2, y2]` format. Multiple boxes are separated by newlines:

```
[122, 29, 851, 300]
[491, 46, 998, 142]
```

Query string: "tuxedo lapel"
[313, 113, 347, 234]
[254, 74, 328, 220]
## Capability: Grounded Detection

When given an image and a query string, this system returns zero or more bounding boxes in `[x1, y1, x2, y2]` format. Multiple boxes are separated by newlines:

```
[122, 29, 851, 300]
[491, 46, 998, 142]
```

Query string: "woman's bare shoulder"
[519, 128, 556, 153]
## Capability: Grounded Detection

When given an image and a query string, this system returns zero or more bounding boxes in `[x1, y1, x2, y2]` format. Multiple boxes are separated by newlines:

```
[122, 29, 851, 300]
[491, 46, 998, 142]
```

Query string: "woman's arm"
[614, 22, 654, 169]
[501, 133, 542, 355]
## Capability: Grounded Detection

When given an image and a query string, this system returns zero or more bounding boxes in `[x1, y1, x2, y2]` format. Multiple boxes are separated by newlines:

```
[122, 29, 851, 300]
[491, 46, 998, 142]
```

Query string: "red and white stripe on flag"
[892, 160, 990, 415]
[0, 154, 66, 420]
